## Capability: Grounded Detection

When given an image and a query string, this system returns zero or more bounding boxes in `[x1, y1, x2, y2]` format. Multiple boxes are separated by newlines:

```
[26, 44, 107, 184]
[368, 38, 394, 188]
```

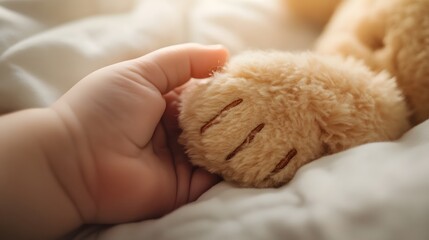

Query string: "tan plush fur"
[286, 0, 342, 27]
[179, 0, 428, 188]
[316, 0, 429, 124]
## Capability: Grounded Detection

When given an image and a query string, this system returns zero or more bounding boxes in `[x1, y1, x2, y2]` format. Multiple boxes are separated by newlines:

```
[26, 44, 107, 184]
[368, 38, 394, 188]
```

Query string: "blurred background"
[0, 0, 323, 114]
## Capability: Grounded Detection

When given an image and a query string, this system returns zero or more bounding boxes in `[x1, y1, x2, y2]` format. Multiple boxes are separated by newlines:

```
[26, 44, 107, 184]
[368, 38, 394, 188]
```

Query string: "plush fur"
[286, 0, 342, 27]
[315, 0, 429, 125]
[178, 0, 429, 188]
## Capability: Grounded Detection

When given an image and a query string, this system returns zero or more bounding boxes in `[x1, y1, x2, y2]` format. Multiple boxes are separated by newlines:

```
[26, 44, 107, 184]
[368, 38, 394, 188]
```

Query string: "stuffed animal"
[178, 0, 429, 188]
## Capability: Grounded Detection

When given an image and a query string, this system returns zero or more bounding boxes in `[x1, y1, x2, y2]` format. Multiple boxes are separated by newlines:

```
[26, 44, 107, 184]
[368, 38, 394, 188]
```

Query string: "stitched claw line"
[200, 98, 243, 134]
[225, 123, 265, 161]
[271, 148, 297, 174]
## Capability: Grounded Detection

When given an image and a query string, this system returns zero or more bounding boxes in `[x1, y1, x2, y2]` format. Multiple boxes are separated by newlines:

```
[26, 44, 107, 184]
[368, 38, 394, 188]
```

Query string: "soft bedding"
[1, 0, 428, 240]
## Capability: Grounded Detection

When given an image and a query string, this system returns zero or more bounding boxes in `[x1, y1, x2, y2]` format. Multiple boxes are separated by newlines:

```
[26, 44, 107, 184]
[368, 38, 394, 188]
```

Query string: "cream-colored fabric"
[77, 120, 429, 240]
[0, 0, 318, 112]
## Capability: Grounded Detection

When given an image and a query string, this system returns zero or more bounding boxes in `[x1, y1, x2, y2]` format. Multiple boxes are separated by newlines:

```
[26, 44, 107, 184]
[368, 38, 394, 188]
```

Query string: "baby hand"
[51, 43, 229, 224]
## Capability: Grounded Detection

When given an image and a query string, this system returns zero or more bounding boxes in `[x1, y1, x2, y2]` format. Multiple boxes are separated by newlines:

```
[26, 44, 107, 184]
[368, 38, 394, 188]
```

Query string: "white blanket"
[80, 121, 429, 240]
[0, 0, 318, 112]
[1, 1, 428, 239]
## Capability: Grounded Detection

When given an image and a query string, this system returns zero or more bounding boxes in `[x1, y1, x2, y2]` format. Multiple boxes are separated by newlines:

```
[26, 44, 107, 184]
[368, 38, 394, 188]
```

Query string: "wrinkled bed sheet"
[1, 0, 428, 240]
[79, 121, 429, 240]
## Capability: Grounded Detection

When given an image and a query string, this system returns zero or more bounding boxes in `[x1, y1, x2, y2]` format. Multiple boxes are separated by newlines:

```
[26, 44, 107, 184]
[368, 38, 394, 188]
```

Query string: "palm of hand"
[87, 74, 218, 223]
[53, 44, 227, 224]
